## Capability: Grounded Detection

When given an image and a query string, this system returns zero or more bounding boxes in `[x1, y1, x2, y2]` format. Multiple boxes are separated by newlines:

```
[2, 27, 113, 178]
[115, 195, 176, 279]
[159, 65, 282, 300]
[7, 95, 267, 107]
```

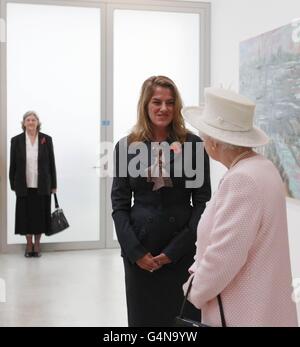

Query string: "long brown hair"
[128, 76, 188, 144]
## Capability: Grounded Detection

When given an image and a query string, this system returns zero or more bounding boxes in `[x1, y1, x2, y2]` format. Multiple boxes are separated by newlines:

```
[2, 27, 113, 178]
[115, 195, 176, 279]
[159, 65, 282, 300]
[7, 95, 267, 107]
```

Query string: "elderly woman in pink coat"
[181, 88, 298, 327]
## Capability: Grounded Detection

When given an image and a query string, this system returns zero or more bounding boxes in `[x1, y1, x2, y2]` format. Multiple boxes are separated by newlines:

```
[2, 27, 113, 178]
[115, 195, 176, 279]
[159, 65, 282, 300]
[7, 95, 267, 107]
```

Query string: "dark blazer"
[9, 132, 57, 197]
[111, 132, 211, 326]
[111, 132, 211, 264]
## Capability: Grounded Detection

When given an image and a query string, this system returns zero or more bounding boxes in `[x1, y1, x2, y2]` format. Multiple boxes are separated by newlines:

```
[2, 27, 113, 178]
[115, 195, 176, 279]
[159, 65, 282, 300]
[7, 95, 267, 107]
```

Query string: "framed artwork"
[240, 22, 300, 200]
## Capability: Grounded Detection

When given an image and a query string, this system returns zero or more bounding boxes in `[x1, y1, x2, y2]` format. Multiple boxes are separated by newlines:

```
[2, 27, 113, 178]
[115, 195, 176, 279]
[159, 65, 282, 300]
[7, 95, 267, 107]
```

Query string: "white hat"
[182, 87, 269, 147]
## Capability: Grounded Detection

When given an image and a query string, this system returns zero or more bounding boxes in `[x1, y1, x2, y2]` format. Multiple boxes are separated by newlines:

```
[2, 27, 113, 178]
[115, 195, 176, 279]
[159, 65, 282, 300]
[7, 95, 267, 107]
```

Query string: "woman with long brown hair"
[111, 76, 211, 326]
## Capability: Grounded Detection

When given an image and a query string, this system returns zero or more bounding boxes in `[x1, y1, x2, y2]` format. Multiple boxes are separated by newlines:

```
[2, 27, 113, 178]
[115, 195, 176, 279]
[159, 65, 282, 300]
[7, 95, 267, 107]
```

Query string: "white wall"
[194, 0, 300, 320]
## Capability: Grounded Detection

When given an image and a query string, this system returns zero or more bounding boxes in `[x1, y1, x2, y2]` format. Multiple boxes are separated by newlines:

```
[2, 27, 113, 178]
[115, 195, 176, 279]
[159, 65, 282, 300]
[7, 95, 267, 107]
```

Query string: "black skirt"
[123, 255, 200, 327]
[15, 188, 51, 235]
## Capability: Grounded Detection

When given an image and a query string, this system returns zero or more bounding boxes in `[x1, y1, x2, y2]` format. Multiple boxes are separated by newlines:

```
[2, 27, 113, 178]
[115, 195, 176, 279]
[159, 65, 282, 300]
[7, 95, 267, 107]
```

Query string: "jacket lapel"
[19, 132, 26, 161]
[38, 132, 42, 163]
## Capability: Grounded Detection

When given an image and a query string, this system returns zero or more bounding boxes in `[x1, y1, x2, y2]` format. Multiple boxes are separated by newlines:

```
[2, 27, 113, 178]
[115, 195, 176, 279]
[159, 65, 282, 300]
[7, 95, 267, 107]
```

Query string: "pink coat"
[184, 155, 298, 327]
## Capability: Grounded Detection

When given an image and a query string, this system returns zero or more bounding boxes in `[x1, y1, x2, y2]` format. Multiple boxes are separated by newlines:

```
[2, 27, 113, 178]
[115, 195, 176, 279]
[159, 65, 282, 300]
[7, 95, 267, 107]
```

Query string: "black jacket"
[9, 132, 57, 197]
[111, 132, 211, 264]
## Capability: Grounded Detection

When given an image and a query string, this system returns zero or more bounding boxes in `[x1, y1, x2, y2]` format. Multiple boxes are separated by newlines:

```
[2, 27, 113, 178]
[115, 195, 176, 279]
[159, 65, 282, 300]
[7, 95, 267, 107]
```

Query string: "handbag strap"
[180, 276, 227, 327]
[179, 277, 194, 317]
[53, 193, 60, 209]
[217, 293, 226, 327]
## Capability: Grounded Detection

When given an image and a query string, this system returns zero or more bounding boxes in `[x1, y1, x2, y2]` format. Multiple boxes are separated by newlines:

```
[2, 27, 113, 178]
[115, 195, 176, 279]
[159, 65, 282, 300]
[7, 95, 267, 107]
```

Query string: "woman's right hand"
[136, 253, 160, 272]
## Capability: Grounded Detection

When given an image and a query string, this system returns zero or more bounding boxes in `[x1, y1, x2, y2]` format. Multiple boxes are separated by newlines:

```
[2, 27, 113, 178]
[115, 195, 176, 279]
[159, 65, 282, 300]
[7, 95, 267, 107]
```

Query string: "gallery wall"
[192, 0, 300, 318]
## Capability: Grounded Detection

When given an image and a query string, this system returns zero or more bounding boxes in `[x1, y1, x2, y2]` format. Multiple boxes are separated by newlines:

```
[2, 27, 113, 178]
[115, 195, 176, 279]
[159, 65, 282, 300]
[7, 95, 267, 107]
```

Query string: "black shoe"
[32, 251, 42, 258]
[24, 248, 33, 258]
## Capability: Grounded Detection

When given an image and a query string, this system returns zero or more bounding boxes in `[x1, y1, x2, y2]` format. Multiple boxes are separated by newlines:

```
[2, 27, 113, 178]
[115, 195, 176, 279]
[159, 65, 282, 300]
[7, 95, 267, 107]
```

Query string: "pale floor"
[1, 249, 299, 327]
[0, 249, 127, 327]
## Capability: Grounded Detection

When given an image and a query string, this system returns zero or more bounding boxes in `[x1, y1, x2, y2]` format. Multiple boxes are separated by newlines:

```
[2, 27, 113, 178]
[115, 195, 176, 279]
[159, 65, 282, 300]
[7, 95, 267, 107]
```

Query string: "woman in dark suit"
[9, 111, 57, 257]
[111, 76, 211, 327]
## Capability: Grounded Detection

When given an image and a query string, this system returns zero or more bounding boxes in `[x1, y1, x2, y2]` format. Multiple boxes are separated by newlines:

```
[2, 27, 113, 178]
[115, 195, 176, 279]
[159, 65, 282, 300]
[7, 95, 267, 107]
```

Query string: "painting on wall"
[240, 22, 300, 201]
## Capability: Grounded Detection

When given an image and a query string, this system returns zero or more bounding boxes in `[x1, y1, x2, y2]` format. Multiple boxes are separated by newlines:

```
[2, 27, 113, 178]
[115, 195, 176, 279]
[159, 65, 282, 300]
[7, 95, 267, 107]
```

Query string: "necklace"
[230, 150, 252, 169]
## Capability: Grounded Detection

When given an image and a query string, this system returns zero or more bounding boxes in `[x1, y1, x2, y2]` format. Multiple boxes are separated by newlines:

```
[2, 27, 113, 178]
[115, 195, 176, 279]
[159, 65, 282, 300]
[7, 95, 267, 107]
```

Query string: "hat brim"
[182, 106, 269, 148]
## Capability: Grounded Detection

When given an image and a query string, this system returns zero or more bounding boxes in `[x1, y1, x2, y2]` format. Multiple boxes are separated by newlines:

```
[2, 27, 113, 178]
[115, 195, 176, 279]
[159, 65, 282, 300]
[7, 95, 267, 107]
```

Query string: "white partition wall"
[0, 0, 210, 252]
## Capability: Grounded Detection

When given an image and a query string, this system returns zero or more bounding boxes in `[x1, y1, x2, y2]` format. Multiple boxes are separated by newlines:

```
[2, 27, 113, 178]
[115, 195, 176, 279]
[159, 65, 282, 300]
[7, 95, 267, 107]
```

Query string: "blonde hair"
[128, 76, 188, 144]
[21, 111, 41, 132]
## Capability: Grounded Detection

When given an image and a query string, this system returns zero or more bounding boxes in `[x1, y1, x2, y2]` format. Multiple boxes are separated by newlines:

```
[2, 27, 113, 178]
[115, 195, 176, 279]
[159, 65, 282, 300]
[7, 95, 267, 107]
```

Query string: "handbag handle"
[180, 276, 227, 327]
[53, 193, 60, 209]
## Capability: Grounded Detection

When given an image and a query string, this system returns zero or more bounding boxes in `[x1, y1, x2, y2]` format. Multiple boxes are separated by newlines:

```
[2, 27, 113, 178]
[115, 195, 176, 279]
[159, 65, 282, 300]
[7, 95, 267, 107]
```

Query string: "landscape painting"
[240, 23, 300, 200]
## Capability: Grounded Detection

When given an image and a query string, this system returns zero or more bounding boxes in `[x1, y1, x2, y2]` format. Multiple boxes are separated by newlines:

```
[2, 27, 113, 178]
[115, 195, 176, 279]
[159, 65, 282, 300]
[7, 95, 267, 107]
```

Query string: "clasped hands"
[136, 252, 171, 273]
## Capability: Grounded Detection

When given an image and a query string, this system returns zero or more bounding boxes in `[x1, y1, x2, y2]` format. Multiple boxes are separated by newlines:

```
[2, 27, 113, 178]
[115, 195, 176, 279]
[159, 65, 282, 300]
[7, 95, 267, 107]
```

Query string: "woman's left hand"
[153, 253, 172, 269]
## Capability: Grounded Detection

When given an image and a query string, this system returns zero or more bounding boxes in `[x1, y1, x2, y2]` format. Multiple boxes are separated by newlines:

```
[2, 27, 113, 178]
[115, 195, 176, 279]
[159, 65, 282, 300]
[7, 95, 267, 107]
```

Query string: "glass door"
[113, 9, 201, 142]
[6, 2, 104, 247]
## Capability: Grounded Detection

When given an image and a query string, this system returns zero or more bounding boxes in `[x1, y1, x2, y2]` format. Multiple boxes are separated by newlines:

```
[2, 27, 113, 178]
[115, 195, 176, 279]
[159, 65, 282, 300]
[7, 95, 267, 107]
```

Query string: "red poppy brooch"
[170, 141, 182, 154]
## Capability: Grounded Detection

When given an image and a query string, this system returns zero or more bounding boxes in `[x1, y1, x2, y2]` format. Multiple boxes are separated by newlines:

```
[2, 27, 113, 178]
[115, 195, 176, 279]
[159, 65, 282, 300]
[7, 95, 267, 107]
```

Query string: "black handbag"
[47, 193, 69, 236]
[175, 277, 226, 327]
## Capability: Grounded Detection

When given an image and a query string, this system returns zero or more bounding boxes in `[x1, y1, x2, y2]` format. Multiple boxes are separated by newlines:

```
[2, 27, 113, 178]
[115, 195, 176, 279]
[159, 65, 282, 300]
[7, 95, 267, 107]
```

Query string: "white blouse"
[26, 132, 38, 188]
